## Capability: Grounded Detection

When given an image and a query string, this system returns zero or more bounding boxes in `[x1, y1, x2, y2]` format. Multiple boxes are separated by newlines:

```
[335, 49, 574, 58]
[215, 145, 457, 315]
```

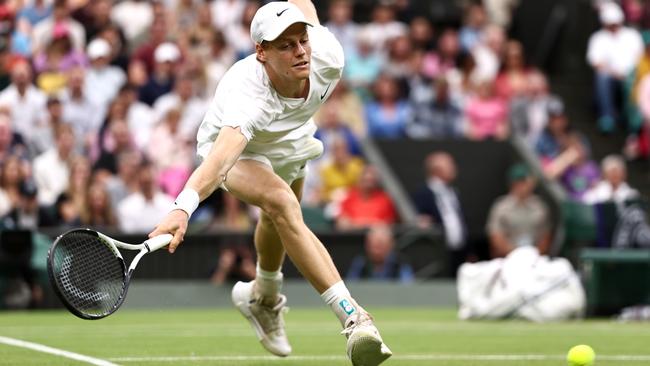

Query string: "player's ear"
[255, 43, 267, 63]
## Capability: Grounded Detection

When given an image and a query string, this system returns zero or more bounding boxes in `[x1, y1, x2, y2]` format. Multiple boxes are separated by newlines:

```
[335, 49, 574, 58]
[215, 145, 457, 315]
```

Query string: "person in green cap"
[485, 163, 553, 258]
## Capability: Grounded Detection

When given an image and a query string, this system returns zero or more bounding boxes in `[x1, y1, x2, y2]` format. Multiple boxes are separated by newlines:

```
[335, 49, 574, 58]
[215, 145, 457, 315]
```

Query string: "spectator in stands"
[76, 0, 113, 43]
[29, 97, 66, 157]
[510, 71, 556, 145]
[32, 0, 85, 53]
[80, 181, 117, 229]
[459, 2, 487, 53]
[1, 180, 48, 229]
[16, 0, 51, 27]
[365, 74, 410, 139]
[494, 40, 529, 100]
[204, 29, 236, 98]
[346, 225, 414, 282]
[32, 24, 87, 94]
[117, 161, 173, 233]
[50, 192, 81, 228]
[472, 24, 506, 82]
[319, 134, 365, 204]
[131, 17, 168, 74]
[447, 52, 479, 109]
[407, 76, 463, 139]
[587, 1, 643, 132]
[486, 163, 552, 257]
[209, 191, 256, 285]
[97, 24, 130, 72]
[60, 67, 103, 153]
[85, 38, 126, 111]
[33, 123, 75, 206]
[223, 0, 257, 60]
[0, 112, 28, 162]
[94, 119, 135, 175]
[314, 100, 362, 157]
[66, 155, 91, 219]
[210, 0, 245, 32]
[325, 0, 358, 57]
[153, 72, 208, 137]
[110, 0, 154, 45]
[147, 108, 195, 197]
[583, 154, 639, 204]
[384, 35, 414, 79]
[104, 149, 141, 210]
[550, 136, 600, 202]
[0, 155, 27, 217]
[361, 2, 408, 54]
[343, 28, 384, 100]
[409, 16, 435, 53]
[139, 42, 180, 106]
[114, 84, 154, 150]
[421, 28, 460, 80]
[0, 60, 47, 142]
[336, 165, 398, 229]
[535, 97, 588, 163]
[412, 152, 468, 275]
[465, 78, 508, 140]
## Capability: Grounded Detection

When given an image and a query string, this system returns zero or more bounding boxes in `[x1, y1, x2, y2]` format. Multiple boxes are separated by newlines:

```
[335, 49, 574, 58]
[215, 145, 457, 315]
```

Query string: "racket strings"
[50, 232, 125, 317]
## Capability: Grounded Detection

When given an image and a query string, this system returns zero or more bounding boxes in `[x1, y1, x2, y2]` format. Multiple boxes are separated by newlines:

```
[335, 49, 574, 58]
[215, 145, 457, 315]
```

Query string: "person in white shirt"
[583, 154, 639, 205]
[152, 73, 208, 138]
[84, 38, 127, 111]
[0, 60, 47, 142]
[117, 161, 174, 233]
[32, 124, 75, 206]
[587, 1, 644, 132]
[31, 0, 86, 53]
[148, 2, 391, 365]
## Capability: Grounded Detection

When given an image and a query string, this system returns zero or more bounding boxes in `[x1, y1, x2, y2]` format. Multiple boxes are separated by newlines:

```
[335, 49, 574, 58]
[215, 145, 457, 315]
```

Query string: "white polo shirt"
[197, 25, 344, 166]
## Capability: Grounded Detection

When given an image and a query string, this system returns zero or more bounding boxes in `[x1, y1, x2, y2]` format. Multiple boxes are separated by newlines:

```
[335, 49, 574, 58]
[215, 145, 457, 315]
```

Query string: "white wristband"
[173, 188, 200, 218]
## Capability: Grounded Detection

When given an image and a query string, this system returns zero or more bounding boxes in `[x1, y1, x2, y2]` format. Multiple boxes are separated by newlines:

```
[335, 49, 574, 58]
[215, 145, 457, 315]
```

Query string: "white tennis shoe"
[342, 312, 392, 366]
[231, 280, 292, 357]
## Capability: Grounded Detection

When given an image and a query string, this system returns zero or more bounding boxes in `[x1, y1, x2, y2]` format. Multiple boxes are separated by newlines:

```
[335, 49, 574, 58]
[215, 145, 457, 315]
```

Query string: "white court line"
[110, 354, 650, 362]
[0, 336, 119, 366]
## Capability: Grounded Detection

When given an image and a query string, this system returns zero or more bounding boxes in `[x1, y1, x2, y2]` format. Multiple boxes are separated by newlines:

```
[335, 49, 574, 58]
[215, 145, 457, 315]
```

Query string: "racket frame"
[47, 228, 172, 320]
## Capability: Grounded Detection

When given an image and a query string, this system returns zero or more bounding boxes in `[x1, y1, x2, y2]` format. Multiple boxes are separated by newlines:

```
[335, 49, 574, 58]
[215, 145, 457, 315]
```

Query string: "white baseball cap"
[154, 42, 181, 63]
[250, 2, 312, 44]
[600, 2, 624, 25]
[87, 38, 111, 59]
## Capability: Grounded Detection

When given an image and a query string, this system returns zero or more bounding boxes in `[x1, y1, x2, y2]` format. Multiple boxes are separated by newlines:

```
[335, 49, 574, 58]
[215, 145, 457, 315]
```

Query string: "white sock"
[255, 264, 283, 305]
[320, 281, 361, 327]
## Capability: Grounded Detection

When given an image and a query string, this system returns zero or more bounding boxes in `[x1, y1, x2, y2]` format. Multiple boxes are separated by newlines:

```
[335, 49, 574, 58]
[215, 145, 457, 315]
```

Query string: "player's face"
[261, 23, 311, 81]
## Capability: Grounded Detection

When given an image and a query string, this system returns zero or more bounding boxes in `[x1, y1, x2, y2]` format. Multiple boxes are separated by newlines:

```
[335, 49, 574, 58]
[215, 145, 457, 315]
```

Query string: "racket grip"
[144, 234, 174, 253]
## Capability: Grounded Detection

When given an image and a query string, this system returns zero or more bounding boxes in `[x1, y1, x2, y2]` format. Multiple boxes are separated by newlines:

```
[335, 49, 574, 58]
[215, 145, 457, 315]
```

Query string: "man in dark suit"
[413, 151, 468, 276]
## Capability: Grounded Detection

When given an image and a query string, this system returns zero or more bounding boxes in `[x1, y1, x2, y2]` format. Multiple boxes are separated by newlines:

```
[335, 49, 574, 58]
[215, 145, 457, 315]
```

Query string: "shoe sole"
[231, 281, 290, 357]
[347, 328, 392, 366]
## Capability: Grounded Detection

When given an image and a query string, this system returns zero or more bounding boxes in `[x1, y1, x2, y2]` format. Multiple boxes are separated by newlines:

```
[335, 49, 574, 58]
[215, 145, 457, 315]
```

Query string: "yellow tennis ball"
[567, 345, 595, 366]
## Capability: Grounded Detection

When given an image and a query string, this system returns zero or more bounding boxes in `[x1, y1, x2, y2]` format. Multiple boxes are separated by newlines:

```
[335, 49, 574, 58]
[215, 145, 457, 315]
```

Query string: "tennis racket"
[47, 228, 173, 320]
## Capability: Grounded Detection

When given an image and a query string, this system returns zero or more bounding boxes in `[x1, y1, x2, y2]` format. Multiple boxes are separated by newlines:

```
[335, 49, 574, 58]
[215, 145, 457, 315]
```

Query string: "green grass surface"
[1, 308, 649, 365]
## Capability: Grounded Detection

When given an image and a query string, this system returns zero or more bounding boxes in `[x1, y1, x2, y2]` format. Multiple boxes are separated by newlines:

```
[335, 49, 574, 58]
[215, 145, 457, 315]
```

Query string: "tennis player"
[149, 1, 392, 365]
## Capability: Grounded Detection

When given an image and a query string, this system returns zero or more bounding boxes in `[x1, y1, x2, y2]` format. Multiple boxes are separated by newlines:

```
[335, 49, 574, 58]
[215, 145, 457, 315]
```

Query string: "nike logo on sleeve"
[320, 83, 332, 100]
[276, 8, 289, 16]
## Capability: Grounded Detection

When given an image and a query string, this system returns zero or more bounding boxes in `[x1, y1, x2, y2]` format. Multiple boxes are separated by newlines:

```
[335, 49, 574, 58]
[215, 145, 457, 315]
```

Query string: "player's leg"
[226, 159, 392, 365]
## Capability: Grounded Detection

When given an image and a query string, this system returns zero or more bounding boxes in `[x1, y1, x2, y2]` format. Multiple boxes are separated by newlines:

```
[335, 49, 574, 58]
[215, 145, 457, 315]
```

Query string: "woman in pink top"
[465, 78, 508, 140]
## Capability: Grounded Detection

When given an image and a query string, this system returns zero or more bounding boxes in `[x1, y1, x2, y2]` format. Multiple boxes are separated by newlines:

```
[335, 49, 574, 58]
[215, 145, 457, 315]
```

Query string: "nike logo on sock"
[320, 83, 332, 100]
[276, 8, 289, 16]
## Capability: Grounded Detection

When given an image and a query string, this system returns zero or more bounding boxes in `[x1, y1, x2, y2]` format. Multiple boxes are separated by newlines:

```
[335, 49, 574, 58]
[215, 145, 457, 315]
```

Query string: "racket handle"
[144, 234, 174, 253]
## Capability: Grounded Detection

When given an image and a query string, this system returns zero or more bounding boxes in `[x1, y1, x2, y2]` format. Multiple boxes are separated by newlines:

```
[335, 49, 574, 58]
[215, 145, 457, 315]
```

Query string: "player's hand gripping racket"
[47, 228, 173, 320]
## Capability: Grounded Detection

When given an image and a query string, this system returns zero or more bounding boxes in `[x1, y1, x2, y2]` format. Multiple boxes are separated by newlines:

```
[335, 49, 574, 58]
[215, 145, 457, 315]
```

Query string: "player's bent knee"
[260, 188, 301, 219]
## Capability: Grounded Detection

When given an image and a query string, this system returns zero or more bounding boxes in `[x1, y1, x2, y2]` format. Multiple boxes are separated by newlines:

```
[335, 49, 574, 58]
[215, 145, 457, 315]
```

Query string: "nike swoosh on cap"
[276, 8, 289, 16]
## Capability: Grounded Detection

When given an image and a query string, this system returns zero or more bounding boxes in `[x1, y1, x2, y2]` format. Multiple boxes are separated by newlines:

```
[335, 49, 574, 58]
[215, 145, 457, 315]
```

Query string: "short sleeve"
[220, 91, 274, 141]
[309, 25, 345, 80]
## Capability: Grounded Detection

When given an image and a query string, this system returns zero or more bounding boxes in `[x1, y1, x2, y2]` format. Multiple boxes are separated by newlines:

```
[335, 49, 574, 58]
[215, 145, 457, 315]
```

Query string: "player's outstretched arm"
[149, 126, 248, 253]
[289, 0, 319, 25]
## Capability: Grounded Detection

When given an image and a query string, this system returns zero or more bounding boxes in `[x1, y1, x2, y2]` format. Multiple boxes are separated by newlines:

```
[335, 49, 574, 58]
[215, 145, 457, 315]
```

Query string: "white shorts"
[214, 136, 323, 190]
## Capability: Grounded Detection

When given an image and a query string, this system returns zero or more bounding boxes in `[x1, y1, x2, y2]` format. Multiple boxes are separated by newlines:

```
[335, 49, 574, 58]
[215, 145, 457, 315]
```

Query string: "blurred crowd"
[0, 0, 648, 279]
